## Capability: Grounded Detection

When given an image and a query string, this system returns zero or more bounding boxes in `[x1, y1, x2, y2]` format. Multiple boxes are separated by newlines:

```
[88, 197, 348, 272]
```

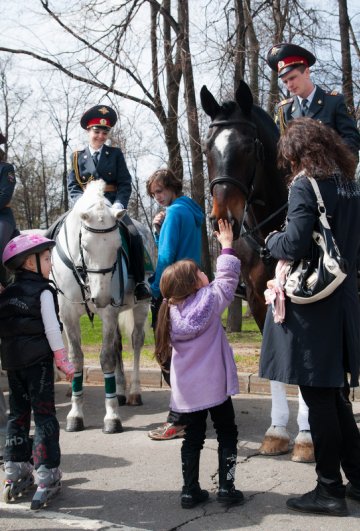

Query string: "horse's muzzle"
[210, 216, 240, 240]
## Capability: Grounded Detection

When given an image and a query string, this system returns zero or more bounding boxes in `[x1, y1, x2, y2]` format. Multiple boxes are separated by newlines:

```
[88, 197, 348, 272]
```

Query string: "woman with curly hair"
[260, 117, 360, 517]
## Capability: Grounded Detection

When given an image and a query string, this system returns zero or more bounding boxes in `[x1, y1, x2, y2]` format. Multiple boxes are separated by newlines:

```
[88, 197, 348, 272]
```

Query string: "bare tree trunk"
[338, 0, 356, 119]
[267, 0, 289, 115]
[244, 0, 260, 103]
[226, 298, 243, 332]
[234, 0, 246, 92]
[178, 0, 211, 276]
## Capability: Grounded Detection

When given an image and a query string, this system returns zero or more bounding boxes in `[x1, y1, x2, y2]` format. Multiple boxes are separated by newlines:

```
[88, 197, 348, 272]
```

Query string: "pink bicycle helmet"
[3, 234, 56, 270]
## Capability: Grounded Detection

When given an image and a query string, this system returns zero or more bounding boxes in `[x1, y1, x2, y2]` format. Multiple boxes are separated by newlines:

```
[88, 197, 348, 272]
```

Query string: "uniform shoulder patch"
[277, 97, 293, 107]
[7, 172, 15, 183]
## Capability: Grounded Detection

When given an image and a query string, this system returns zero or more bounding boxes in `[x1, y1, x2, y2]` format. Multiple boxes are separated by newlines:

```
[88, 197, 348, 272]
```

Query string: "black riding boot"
[129, 232, 151, 301]
[217, 448, 244, 504]
[286, 482, 348, 516]
[181, 454, 209, 509]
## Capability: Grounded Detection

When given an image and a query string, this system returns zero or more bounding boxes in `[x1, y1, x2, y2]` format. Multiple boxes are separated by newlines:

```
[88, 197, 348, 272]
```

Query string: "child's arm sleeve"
[40, 290, 65, 351]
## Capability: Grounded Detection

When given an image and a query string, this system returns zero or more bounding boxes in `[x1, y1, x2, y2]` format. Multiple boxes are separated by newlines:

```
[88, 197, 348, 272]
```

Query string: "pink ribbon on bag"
[264, 260, 290, 324]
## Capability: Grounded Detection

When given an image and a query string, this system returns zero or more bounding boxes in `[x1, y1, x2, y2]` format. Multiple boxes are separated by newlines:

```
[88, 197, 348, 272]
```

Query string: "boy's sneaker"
[148, 422, 186, 440]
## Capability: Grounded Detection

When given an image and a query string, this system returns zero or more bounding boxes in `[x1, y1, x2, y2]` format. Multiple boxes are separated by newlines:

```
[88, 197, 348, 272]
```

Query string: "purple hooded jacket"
[169, 253, 241, 413]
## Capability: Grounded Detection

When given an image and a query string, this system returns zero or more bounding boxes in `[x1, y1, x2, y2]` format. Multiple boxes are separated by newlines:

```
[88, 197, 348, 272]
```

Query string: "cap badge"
[99, 106, 109, 115]
[271, 46, 279, 55]
[100, 118, 107, 126]
[278, 60, 285, 69]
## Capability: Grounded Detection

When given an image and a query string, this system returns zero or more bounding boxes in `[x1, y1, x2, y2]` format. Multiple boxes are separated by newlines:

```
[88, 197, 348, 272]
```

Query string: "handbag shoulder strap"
[307, 176, 331, 230]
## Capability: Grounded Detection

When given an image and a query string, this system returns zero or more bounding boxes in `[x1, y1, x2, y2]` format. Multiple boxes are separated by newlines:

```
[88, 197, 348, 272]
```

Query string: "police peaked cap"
[80, 105, 118, 130]
[267, 43, 316, 77]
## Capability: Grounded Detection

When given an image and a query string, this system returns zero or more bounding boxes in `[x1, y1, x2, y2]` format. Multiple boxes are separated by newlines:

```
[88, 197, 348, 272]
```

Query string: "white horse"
[51, 180, 153, 433]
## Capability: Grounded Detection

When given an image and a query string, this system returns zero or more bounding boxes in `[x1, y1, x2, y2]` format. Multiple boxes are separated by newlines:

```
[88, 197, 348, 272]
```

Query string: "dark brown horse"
[200, 82, 315, 462]
[200, 80, 288, 330]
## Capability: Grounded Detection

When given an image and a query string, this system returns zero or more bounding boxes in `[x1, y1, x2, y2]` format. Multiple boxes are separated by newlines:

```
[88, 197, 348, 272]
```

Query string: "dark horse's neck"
[250, 106, 288, 240]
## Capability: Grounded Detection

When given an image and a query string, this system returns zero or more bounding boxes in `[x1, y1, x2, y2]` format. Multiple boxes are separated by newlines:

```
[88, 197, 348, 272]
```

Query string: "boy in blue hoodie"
[146, 168, 204, 440]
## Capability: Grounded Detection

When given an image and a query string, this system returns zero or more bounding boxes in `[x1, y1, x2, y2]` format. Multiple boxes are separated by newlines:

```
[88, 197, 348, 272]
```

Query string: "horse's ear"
[235, 80, 253, 116]
[200, 85, 221, 120]
[112, 207, 127, 221]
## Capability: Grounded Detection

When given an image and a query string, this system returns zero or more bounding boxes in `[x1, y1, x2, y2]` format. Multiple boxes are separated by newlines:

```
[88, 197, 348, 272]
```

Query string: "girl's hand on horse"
[214, 219, 233, 249]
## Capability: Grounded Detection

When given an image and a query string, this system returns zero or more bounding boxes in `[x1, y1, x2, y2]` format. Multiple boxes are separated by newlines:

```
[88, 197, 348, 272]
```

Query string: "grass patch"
[80, 304, 262, 365]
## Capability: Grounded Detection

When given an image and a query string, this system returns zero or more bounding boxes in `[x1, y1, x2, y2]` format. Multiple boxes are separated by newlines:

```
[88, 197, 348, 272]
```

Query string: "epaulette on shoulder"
[277, 97, 294, 107]
[328, 90, 339, 96]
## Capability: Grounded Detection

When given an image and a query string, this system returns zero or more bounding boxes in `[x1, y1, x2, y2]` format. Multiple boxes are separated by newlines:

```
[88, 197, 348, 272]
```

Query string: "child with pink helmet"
[0, 233, 74, 509]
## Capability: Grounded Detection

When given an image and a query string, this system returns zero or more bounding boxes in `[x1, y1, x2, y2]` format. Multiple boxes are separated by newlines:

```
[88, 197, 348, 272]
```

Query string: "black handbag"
[284, 176, 347, 304]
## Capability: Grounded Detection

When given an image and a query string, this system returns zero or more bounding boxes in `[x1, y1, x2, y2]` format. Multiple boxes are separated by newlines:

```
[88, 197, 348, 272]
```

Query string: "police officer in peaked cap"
[267, 42, 360, 159]
[0, 133, 19, 287]
[67, 104, 151, 301]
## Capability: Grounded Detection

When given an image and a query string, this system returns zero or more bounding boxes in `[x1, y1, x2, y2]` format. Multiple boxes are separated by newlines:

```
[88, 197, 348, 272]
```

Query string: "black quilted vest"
[0, 270, 61, 370]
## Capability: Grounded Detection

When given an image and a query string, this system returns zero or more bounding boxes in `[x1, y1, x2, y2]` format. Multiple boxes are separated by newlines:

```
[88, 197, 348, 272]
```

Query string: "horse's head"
[201, 81, 267, 240]
[77, 180, 125, 308]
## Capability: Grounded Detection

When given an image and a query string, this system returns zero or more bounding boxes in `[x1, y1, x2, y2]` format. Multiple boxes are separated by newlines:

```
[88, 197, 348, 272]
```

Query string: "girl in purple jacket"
[155, 220, 243, 509]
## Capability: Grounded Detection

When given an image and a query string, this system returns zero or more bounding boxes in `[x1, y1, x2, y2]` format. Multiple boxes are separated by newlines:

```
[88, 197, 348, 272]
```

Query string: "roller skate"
[30, 465, 62, 510]
[3, 461, 34, 503]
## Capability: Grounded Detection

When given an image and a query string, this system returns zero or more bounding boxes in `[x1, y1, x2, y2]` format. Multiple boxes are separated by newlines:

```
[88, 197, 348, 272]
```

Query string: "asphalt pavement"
[1, 382, 360, 530]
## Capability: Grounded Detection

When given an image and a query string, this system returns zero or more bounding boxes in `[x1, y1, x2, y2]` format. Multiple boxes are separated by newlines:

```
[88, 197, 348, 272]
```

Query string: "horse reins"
[208, 118, 288, 261]
[53, 216, 119, 322]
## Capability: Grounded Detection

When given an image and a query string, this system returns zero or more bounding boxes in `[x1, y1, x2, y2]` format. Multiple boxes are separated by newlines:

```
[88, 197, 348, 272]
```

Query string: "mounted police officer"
[67, 105, 151, 301]
[0, 133, 19, 288]
[267, 42, 360, 159]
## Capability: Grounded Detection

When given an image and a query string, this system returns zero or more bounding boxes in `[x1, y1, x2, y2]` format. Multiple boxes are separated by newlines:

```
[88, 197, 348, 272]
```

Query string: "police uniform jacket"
[0, 271, 60, 370]
[259, 173, 360, 388]
[0, 161, 16, 211]
[67, 145, 132, 207]
[275, 86, 360, 156]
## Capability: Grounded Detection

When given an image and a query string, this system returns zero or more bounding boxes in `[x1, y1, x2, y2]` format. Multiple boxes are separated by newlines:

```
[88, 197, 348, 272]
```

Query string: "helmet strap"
[35, 253, 42, 276]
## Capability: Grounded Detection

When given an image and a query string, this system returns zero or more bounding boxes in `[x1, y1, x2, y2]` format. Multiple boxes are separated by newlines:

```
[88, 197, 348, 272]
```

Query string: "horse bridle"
[54, 216, 119, 321]
[208, 118, 287, 261]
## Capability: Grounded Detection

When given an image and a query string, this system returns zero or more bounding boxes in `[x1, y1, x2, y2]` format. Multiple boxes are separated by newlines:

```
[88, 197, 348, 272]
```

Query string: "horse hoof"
[291, 431, 315, 463]
[103, 419, 123, 434]
[259, 426, 290, 456]
[66, 417, 85, 432]
[117, 395, 127, 406]
[126, 394, 143, 406]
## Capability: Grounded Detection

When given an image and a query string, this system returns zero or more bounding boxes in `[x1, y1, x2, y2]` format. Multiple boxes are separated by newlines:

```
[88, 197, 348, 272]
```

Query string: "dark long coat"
[274, 86, 360, 157]
[259, 173, 360, 388]
[67, 145, 132, 207]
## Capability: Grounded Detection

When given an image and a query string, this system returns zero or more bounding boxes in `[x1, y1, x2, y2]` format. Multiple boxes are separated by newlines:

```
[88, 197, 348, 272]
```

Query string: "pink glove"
[54, 348, 75, 381]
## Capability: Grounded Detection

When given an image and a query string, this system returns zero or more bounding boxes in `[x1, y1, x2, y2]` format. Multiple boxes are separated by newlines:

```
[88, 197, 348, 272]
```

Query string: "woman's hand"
[214, 219, 233, 249]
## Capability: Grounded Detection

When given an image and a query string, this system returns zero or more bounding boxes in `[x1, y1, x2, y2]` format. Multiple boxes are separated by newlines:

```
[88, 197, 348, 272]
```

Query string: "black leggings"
[4, 360, 60, 469]
[300, 385, 360, 488]
[180, 397, 238, 458]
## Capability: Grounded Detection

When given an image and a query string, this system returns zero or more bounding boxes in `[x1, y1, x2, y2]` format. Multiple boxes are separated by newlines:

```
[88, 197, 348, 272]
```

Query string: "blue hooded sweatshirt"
[150, 196, 204, 298]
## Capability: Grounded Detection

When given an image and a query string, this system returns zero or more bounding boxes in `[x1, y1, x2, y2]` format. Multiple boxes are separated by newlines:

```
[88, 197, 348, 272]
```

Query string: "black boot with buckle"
[134, 282, 151, 301]
[181, 454, 209, 509]
[286, 482, 348, 517]
[217, 448, 244, 505]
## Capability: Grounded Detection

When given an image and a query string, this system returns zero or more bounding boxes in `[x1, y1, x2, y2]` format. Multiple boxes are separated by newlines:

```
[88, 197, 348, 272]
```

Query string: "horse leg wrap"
[104, 373, 117, 399]
[72, 372, 83, 397]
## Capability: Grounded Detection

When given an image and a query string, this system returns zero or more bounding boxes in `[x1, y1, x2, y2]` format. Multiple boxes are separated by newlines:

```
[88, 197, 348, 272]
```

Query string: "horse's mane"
[220, 98, 278, 133]
[73, 180, 112, 223]
[219, 100, 237, 118]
